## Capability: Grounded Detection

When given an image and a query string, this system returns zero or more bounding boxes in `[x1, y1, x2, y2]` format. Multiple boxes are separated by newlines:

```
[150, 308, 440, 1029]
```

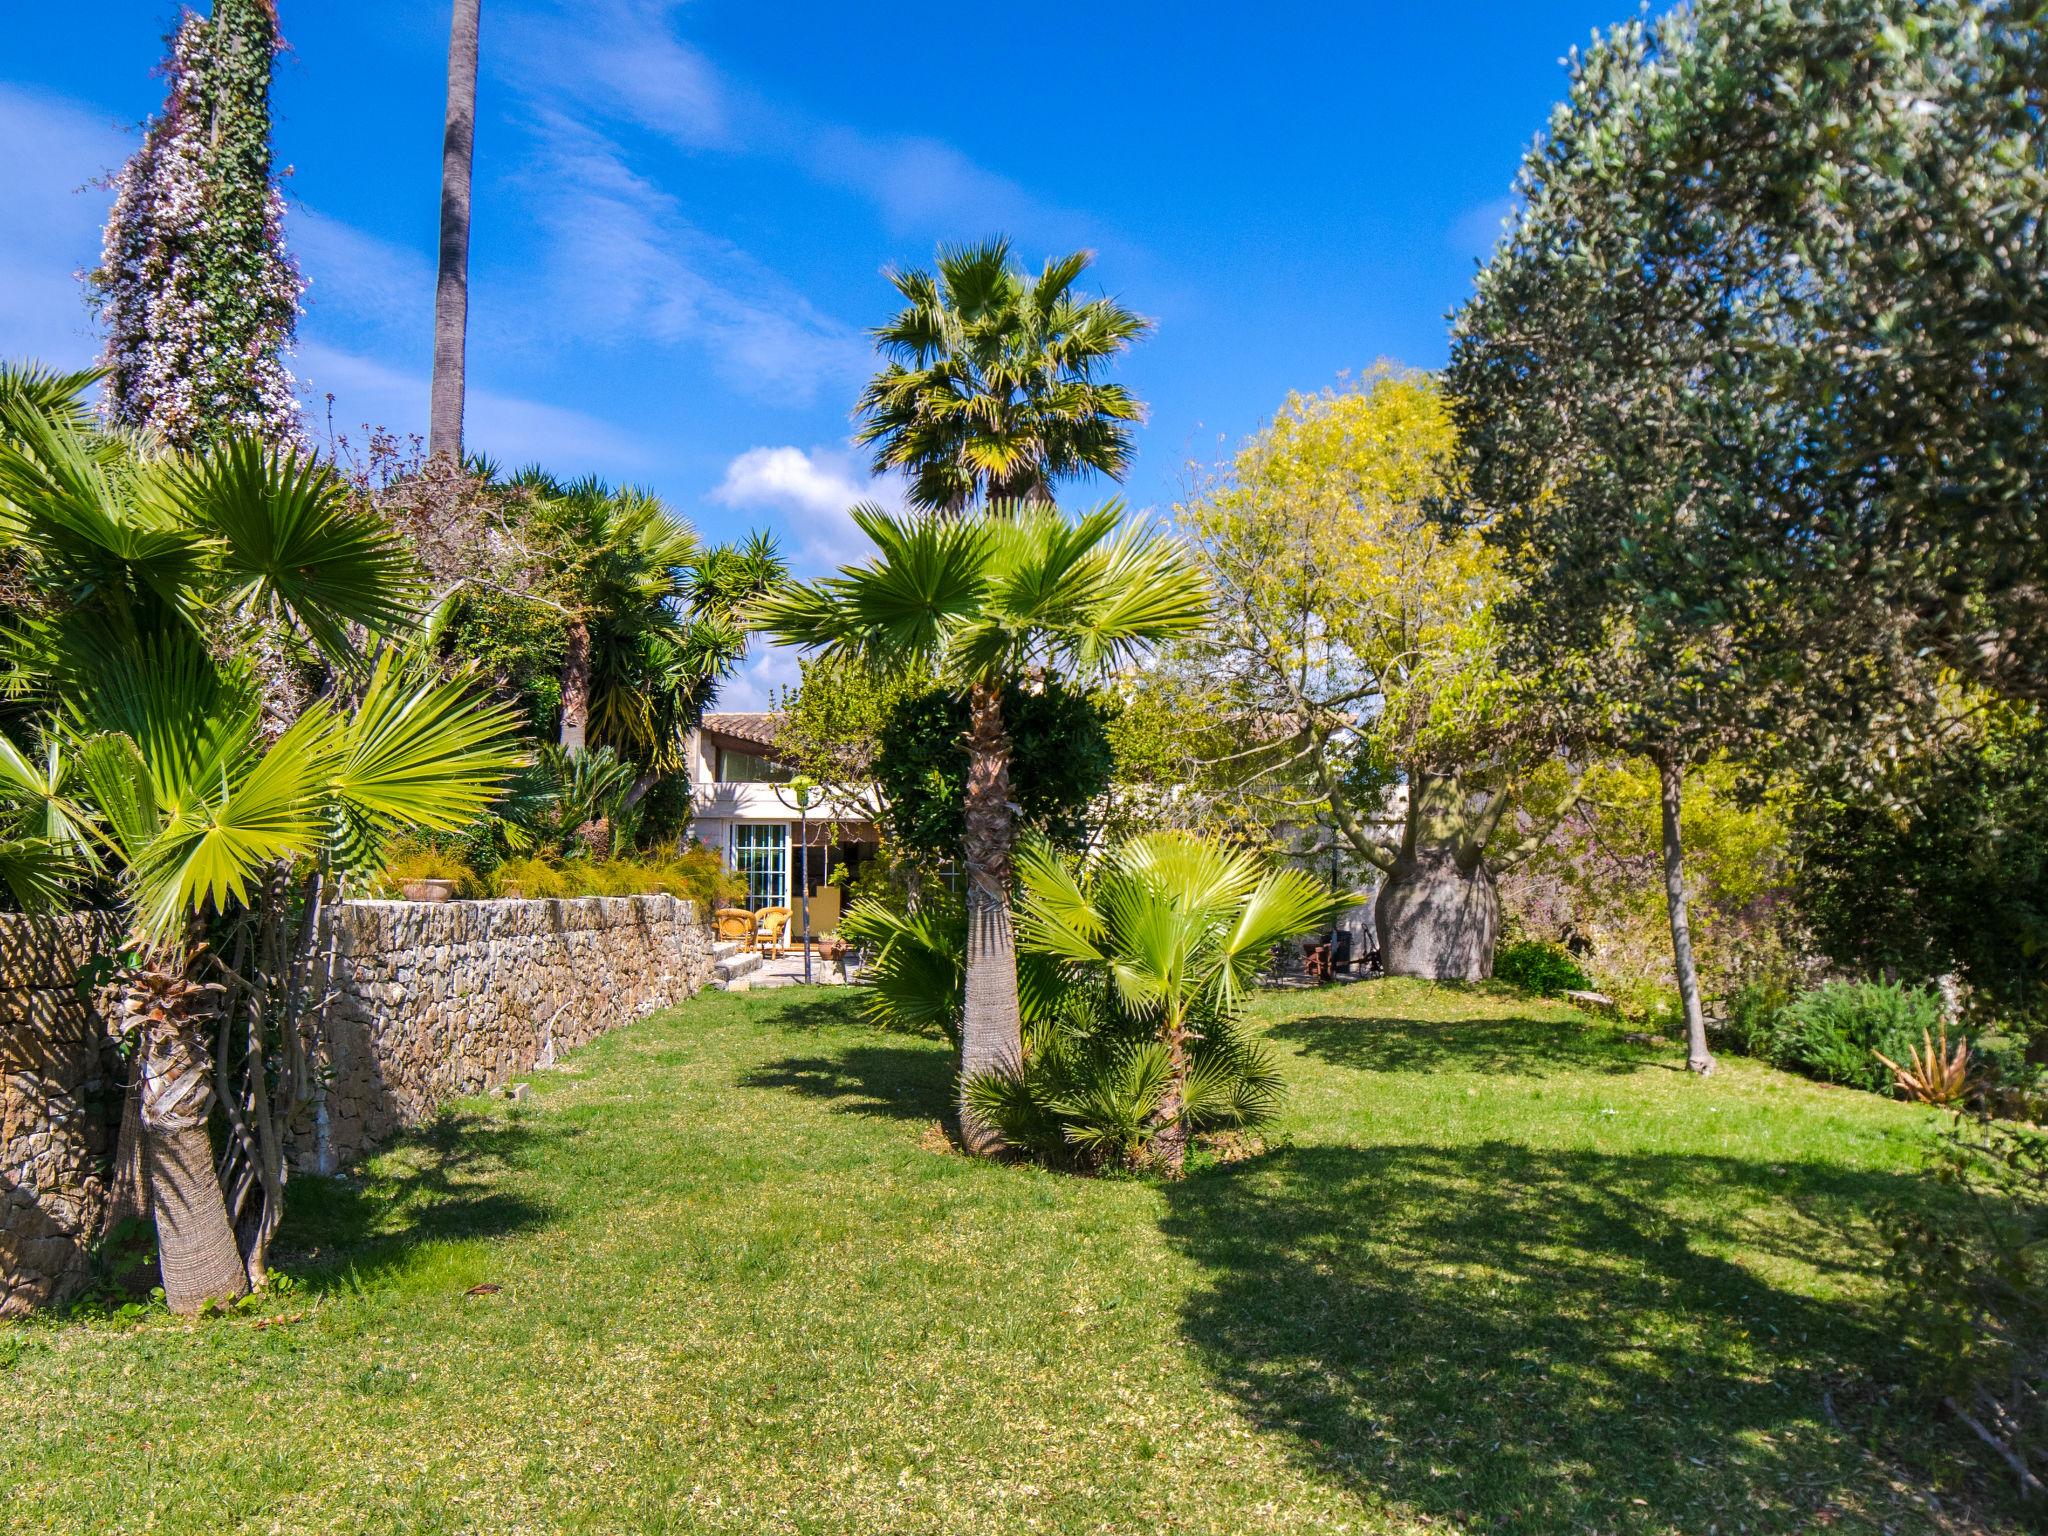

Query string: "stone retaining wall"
[0, 896, 711, 1313]
[1, 914, 117, 1317]
[303, 894, 713, 1170]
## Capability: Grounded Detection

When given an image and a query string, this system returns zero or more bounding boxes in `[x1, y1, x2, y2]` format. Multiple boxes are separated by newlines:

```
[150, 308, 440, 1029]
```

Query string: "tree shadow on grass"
[742, 987, 875, 1034]
[1271, 1006, 1659, 1078]
[273, 1110, 558, 1295]
[737, 1044, 953, 1123]
[1162, 1142, 1965, 1533]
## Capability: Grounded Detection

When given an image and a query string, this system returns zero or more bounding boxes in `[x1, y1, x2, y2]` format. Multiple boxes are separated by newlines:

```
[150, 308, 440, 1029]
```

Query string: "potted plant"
[380, 845, 474, 903]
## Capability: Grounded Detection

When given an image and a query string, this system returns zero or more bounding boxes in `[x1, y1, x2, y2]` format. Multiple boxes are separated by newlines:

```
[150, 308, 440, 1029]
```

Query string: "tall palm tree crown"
[855, 240, 1153, 513]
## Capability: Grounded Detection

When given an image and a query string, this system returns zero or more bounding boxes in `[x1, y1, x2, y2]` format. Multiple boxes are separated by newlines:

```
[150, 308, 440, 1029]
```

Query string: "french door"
[729, 823, 789, 909]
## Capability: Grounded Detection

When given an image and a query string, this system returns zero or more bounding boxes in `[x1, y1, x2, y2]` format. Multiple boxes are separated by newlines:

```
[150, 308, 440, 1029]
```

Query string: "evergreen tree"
[90, 0, 303, 449]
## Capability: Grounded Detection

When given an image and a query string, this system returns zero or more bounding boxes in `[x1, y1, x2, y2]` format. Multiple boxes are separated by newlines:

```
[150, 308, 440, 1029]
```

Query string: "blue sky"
[3, 0, 1637, 701]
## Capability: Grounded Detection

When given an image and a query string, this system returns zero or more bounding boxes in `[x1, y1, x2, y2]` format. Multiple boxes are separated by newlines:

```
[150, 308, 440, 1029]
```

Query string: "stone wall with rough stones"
[0, 897, 710, 1313]
[1, 913, 118, 1318]
[302, 894, 712, 1171]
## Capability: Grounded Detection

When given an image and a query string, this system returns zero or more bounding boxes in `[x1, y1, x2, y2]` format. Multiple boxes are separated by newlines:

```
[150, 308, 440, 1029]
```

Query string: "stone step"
[711, 939, 747, 960]
[712, 950, 763, 985]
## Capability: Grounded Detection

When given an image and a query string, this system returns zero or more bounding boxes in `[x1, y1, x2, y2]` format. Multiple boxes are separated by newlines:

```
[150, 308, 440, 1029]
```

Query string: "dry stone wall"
[0, 896, 710, 1313]
[1, 914, 118, 1317]
[303, 894, 712, 1170]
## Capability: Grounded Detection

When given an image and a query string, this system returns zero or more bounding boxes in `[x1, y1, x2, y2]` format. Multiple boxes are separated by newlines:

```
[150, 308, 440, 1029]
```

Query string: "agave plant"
[0, 366, 519, 1312]
[1875, 1026, 1986, 1108]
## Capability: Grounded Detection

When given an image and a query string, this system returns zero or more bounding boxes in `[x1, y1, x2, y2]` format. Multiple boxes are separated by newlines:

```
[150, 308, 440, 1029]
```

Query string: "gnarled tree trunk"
[1376, 844, 1500, 981]
[118, 965, 248, 1315]
[1657, 749, 1714, 1075]
[559, 616, 591, 750]
[957, 680, 1021, 1155]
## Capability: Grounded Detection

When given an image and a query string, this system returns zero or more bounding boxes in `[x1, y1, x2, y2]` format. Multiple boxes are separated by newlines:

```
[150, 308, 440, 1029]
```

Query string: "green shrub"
[1493, 939, 1591, 997]
[1771, 980, 1948, 1095]
[1881, 1112, 2048, 1492]
[374, 842, 482, 898]
[1720, 980, 1790, 1058]
[484, 850, 745, 911]
[489, 856, 568, 899]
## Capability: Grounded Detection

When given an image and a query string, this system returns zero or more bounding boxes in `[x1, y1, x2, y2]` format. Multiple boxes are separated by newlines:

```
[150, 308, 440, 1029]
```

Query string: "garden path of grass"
[0, 979, 2014, 1534]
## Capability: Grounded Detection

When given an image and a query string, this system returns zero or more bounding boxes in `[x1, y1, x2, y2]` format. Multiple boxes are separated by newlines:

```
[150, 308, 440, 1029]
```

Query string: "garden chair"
[713, 907, 755, 947]
[753, 906, 792, 958]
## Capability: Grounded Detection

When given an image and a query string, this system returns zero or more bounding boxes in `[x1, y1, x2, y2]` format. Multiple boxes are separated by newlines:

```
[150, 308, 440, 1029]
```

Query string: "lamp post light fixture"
[775, 774, 821, 984]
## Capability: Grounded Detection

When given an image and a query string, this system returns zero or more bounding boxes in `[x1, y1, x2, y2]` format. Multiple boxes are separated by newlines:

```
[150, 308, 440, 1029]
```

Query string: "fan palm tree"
[0, 375, 519, 1312]
[855, 240, 1152, 513]
[756, 500, 1208, 1153]
[429, 0, 481, 461]
[520, 480, 781, 776]
[526, 480, 703, 753]
[1010, 832, 1350, 1175]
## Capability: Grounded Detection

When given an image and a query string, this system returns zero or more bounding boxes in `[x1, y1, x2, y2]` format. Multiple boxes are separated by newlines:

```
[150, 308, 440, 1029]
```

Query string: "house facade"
[682, 712, 880, 935]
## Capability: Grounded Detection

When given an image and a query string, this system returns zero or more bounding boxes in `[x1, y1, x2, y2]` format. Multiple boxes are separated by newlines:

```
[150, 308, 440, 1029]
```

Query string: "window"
[717, 747, 792, 783]
[729, 823, 788, 909]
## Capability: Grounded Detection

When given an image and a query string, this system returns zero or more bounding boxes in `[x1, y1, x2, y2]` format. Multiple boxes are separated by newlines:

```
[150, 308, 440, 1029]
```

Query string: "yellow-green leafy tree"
[1167, 369, 1572, 979]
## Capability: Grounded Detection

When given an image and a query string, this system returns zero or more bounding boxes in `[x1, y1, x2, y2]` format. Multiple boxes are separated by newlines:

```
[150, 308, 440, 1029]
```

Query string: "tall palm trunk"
[117, 963, 248, 1315]
[1656, 748, 1715, 1076]
[559, 616, 590, 750]
[428, 0, 481, 463]
[958, 680, 1022, 1154]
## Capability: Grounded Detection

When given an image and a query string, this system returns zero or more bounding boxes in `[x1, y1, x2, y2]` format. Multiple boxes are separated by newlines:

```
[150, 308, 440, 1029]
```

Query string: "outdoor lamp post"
[774, 775, 821, 984]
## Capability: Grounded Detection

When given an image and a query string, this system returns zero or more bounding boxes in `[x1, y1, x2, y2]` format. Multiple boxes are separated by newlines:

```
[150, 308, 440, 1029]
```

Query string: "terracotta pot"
[399, 878, 458, 903]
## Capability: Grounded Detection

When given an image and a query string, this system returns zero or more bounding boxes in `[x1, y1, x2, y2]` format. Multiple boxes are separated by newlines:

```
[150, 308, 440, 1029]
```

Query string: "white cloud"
[715, 637, 804, 713]
[291, 208, 435, 355]
[1448, 195, 1520, 267]
[0, 85, 126, 371]
[512, 111, 867, 403]
[497, 0, 729, 150]
[297, 341, 652, 473]
[803, 126, 1078, 243]
[497, 0, 1088, 246]
[711, 443, 903, 572]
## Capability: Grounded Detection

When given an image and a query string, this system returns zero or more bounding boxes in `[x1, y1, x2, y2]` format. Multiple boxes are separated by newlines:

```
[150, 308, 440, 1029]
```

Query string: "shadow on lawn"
[1271, 1004, 1657, 1078]
[274, 1110, 557, 1293]
[738, 1044, 952, 1123]
[1163, 1142, 1950, 1532]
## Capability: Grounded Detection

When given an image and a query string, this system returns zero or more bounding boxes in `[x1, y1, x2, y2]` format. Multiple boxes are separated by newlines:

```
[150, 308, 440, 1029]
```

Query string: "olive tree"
[1446, 0, 2047, 1073]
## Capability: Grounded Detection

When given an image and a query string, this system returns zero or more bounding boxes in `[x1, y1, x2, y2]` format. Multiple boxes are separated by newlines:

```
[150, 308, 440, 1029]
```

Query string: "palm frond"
[171, 437, 422, 662]
[327, 657, 523, 865]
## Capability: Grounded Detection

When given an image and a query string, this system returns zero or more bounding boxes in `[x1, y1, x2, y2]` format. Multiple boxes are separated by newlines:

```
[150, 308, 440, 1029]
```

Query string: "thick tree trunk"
[120, 966, 248, 1315]
[98, 1071, 145, 1241]
[1657, 749, 1714, 1075]
[428, 0, 480, 463]
[957, 681, 1021, 1155]
[1376, 846, 1499, 981]
[559, 616, 591, 750]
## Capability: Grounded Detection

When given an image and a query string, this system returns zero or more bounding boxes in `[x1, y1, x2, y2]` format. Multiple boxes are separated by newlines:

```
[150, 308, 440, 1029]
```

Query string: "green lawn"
[0, 980, 2015, 1533]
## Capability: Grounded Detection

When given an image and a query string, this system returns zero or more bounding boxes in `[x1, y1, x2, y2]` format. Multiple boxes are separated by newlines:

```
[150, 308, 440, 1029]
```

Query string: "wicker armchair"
[753, 906, 793, 958]
[713, 907, 755, 946]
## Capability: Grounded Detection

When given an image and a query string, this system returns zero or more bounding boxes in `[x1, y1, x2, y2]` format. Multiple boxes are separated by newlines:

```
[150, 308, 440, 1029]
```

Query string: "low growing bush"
[1719, 980, 1791, 1058]
[486, 849, 746, 912]
[1770, 980, 1949, 1095]
[1493, 939, 1590, 997]
[1883, 1112, 2048, 1496]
